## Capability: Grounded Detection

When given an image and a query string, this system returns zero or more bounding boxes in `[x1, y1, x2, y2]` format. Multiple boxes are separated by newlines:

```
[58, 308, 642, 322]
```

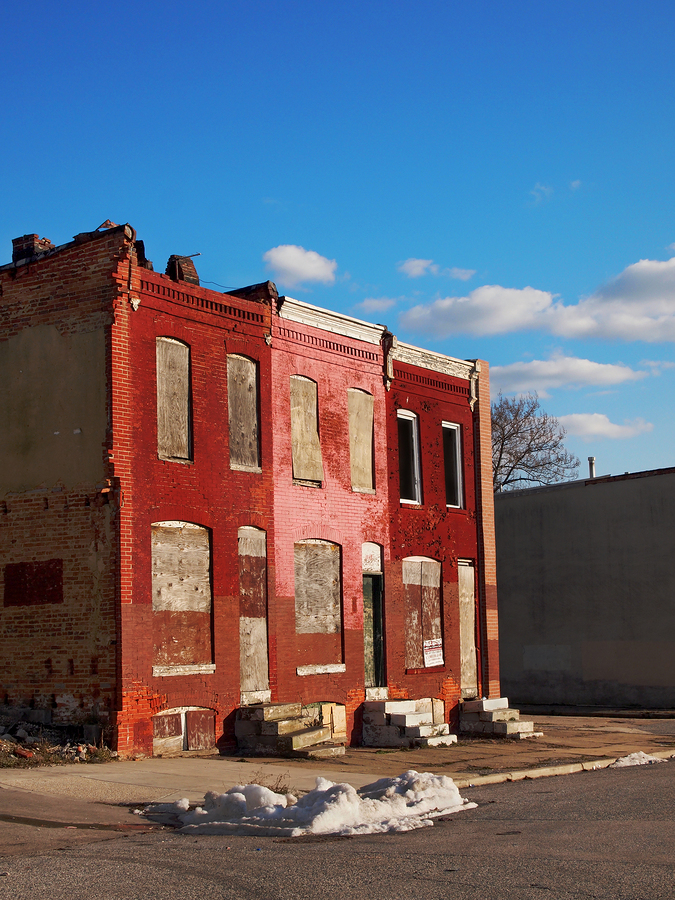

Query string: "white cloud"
[557, 413, 653, 440]
[398, 258, 438, 277]
[401, 285, 554, 337]
[398, 259, 476, 281]
[263, 245, 337, 288]
[570, 180, 582, 191]
[490, 354, 647, 397]
[401, 256, 675, 343]
[531, 182, 553, 203]
[356, 297, 397, 313]
[448, 267, 476, 281]
[668, 243, 675, 255]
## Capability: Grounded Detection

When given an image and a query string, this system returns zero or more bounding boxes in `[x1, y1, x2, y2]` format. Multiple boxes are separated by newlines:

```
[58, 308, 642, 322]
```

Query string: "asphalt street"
[0, 760, 673, 900]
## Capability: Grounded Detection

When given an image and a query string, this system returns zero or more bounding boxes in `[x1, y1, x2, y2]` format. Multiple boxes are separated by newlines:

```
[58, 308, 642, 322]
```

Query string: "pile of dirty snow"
[609, 751, 666, 768]
[156, 770, 476, 837]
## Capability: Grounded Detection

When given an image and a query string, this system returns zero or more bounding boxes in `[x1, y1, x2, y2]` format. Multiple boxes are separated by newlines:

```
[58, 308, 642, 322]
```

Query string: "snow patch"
[156, 771, 476, 837]
[609, 752, 666, 768]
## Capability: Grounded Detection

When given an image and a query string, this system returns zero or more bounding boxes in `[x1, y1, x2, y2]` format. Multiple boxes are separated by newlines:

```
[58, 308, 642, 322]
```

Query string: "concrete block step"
[363, 710, 388, 727]
[260, 716, 316, 736]
[405, 723, 450, 738]
[480, 709, 521, 723]
[237, 702, 303, 722]
[512, 731, 544, 740]
[362, 724, 411, 748]
[292, 742, 346, 759]
[459, 720, 492, 734]
[462, 697, 509, 713]
[236, 734, 281, 751]
[277, 725, 332, 751]
[493, 720, 534, 735]
[390, 712, 434, 728]
[414, 734, 458, 748]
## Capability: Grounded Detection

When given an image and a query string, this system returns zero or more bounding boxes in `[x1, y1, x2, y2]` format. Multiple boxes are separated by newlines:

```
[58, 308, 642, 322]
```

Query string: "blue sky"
[3, 0, 675, 478]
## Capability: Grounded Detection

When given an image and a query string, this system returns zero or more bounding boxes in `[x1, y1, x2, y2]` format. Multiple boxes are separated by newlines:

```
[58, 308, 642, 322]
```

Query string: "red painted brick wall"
[268, 316, 390, 743]
[109, 265, 274, 755]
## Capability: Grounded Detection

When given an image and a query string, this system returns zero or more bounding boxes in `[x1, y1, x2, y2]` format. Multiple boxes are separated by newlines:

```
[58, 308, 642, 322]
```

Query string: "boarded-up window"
[397, 410, 421, 503]
[294, 540, 341, 633]
[228, 355, 260, 470]
[348, 389, 374, 491]
[238, 527, 269, 693]
[442, 422, 463, 508]
[151, 521, 212, 667]
[402, 557, 443, 669]
[290, 376, 324, 484]
[3, 559, 63, 607]
[156, 338, 191, 460]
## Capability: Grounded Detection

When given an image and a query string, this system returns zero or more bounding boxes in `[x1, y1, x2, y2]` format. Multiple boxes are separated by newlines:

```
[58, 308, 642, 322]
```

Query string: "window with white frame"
[397, 409, 421, 504]
[442, 421, 463, 508]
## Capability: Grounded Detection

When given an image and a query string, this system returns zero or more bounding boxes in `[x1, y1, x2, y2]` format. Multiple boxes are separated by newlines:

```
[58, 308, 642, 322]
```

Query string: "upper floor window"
[290, 375, 324, 485]
[348, 388, 374, 492]
[442, 421, 463, 508]
[156, 337, 191, 461]
[227, 355, 260, 471]
[397, 409, 421, 504]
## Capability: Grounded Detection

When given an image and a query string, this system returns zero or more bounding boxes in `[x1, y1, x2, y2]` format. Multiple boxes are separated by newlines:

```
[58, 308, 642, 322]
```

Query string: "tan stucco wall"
[0, 324, 107, 496]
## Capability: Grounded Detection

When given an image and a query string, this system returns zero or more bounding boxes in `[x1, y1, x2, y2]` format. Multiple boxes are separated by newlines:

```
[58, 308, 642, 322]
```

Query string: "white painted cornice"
[277, 296, 387, 346]
[394, 341, 477, 382]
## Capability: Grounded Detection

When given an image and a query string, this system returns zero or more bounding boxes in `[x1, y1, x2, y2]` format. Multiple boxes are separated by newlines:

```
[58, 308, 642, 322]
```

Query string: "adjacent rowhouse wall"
[0, 229, 125, 726]
[496, 469, 675, 707]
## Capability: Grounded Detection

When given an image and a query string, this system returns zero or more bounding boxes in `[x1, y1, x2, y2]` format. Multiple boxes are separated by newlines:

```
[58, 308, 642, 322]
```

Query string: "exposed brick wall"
[0, 490, 116, 722]
[0, 227, 128, 727]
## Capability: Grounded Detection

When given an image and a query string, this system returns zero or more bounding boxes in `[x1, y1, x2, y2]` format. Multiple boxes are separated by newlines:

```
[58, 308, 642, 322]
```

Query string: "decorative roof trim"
[394, 342, 477, 382]
[278, 296, 387, 346]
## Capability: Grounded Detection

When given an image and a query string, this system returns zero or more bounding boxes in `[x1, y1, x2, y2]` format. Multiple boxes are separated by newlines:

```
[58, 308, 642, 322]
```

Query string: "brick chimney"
[12, 234, 55, 264]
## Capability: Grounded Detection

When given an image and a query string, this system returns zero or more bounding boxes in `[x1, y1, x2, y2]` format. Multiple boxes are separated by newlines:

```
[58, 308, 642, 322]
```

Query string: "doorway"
[363, 574, 385, 688]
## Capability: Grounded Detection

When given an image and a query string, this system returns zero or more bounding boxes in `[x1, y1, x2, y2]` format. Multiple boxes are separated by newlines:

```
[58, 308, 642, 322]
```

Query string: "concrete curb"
[453, 749, 675, 788]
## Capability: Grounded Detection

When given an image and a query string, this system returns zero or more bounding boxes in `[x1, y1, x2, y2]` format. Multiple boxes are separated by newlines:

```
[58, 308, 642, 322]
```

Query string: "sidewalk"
[0, 715, 673, 828]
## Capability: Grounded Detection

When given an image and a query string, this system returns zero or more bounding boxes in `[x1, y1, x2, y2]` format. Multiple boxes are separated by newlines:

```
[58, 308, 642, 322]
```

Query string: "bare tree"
[491, 392, 579, 492]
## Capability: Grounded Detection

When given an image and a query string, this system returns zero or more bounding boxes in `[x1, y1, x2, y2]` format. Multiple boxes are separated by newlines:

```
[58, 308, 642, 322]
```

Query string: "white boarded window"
[228, 355, 260, 471]
[397, 409, 421, 504]
[151, 521, 213, 672]
[294, 540, 341, 633]
[290, 376, 324, 484]
[442, 422, 463, 508]
[156, 337, 191, 461]
[348, 389, 374, 492]
[402, 556, 443, 669]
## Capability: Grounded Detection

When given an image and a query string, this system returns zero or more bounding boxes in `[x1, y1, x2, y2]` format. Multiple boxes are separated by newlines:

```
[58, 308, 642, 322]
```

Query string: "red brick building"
[0, 222, 498, 756]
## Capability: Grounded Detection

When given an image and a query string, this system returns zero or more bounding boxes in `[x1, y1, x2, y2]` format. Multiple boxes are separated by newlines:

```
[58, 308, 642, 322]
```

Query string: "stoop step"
[414, 734, 457, 748]
[292, 741, 346, 759]
[277, 725, 332, 751]
[238, 702, 303, 722]
[260, 716, 316, 735]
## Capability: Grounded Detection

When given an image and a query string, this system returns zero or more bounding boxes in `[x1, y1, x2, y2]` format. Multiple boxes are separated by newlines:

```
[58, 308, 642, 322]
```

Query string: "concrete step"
[493, 720, 534, 735]
[390, 712, 434, 728]
[237, 702, 302, 722]
[414, 734, 458, 748]
[480, 709, 521, 723]
[277, 725, 332, 751]
[362, 724, 411, 748]
[292, 742, 346, 759]
[462, 697, 509, 713]
[260, 716, 316, 735]
[405, 723, 450, 738]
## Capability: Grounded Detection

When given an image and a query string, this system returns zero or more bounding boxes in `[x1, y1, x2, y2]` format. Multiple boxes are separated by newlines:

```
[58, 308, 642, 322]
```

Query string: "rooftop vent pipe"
[588, 456, 596, 479]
